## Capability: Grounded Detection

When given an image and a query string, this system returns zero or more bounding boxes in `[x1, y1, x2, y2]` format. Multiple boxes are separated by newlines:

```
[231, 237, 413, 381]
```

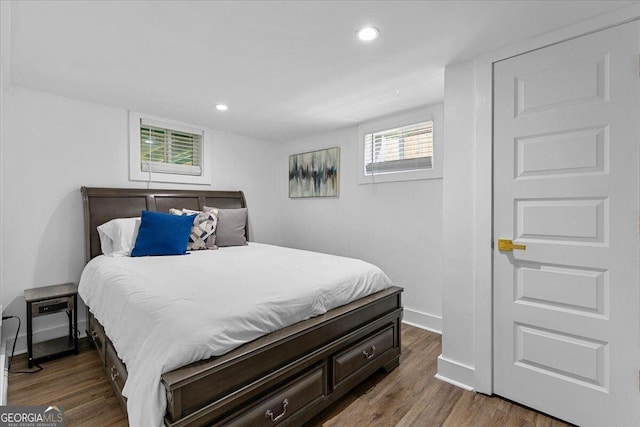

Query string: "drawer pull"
[91, 329, 98, 339]
[110, 365, 120, 381]
[264, 398, 289, 422]
[363, 344, 376, 360]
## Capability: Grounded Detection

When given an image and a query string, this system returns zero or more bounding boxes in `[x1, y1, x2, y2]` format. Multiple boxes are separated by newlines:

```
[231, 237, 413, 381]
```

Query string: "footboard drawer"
[87, 312, 106, 366]
[332, 324, 395, 388]
[222, 366, 325, 427]
[105, 343, 128, 399]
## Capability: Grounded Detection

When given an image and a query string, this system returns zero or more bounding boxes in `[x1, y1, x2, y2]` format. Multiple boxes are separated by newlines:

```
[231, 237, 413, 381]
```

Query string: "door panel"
[515, 52, 608, 116]
[493, 21, 639, 427]
[514, 323, 608, 390]
[516, 198, 606, 242]
[515, 263, 607, 315]
[515, 126, 607, 178]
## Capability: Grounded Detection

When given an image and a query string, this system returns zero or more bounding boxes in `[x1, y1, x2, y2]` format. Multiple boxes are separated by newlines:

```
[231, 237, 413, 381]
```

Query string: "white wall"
[0, 86, 282, 353]
[0, 0, 11, 307]
[437, 60, 478, 388]
[278, 124, 443, 332]
[0, 4, 11, 400]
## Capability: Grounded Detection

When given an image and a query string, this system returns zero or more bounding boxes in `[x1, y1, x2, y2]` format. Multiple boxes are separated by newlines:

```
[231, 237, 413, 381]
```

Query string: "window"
[140, 124, 202, 176]
[129, 112, 211, 184]
[358, 104, 443, 183]
[364, 121, 433, 175]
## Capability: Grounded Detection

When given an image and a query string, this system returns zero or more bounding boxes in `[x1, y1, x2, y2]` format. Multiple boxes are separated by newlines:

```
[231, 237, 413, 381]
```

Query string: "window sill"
[129, 171, 211, 185]
[357, 169, 443, 184]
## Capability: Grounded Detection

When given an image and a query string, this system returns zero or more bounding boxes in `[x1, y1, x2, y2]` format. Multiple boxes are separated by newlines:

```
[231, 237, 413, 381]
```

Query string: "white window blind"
[140, 123, 202, 176]
[364, 121, 433, 175]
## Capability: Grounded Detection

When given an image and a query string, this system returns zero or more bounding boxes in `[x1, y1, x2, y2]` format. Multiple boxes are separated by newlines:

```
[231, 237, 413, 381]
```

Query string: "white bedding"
[78, 243, 393, 427]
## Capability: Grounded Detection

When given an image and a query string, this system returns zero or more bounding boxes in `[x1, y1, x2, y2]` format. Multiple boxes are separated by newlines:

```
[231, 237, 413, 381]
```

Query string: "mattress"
[78, 242, 393, 427]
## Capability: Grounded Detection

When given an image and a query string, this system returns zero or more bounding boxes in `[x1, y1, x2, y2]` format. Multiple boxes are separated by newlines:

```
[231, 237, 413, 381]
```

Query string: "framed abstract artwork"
[289, 147, 340, 198]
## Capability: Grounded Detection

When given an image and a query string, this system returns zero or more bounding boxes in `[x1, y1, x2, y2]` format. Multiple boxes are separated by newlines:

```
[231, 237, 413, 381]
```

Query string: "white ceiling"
[8, 1, 635, 143]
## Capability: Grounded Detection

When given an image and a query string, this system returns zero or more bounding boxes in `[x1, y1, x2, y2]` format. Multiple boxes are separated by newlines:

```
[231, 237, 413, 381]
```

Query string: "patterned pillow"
[169, 208, 218, 250]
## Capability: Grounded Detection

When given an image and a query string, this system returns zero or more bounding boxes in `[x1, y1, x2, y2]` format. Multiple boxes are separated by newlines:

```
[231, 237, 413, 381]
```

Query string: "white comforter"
[78, 243, 393, 427]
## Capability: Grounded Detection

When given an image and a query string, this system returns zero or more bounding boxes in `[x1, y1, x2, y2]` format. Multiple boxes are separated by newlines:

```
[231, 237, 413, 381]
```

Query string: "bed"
[79, 186, 403, 426]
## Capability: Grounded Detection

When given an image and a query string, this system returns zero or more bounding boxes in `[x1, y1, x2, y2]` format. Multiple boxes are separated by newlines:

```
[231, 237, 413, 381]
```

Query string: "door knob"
[497, 239, 526, 252]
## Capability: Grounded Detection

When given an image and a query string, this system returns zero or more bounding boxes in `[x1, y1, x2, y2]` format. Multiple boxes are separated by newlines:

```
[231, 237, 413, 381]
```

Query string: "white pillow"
[97, 217, 141, 257]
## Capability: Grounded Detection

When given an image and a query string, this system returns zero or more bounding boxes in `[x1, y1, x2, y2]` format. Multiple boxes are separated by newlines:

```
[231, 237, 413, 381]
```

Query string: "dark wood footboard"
[86, 286, 403, 426]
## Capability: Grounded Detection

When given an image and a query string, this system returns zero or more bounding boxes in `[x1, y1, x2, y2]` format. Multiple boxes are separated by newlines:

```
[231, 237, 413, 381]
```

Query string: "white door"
[493, 21, 640, 427]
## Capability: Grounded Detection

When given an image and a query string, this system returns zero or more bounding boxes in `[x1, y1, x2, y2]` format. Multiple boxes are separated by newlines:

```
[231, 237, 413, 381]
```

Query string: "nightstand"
[25, 283, 79, 368]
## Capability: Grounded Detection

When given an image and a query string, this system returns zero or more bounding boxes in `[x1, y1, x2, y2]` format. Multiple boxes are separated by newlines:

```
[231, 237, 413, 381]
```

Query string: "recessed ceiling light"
[215, 104, 228, 111]
[357, 26, 379, 42]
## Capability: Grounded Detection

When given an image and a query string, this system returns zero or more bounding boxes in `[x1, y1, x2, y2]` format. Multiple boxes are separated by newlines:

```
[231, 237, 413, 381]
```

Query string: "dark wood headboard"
[81, 187, 248, 263]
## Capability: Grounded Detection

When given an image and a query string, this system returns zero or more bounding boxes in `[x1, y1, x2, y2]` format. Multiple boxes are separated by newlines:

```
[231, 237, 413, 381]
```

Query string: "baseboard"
[4, 319, 87, 357]
[402, 308, 442, 334]
[436, 354, 475, 391]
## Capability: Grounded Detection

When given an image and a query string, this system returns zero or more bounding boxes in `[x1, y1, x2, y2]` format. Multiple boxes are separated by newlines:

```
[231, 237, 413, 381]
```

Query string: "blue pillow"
[131, 210, 196, 257]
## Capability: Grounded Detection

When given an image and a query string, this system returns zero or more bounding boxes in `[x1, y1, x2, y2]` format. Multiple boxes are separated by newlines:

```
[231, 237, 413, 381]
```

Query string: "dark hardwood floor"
[8, 324, 569, 426]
